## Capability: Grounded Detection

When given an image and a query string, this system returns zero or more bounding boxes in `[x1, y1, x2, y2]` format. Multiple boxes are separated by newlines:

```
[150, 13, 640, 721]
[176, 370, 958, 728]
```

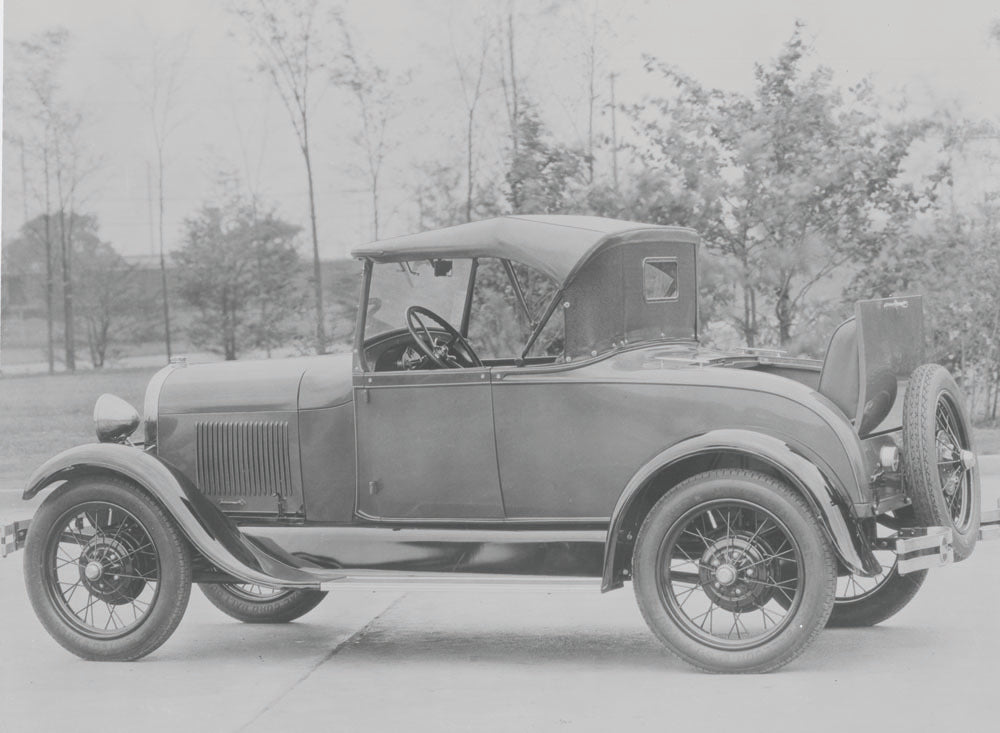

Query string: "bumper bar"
[887, 527, 954, 575]
[1, 520, 30, 558]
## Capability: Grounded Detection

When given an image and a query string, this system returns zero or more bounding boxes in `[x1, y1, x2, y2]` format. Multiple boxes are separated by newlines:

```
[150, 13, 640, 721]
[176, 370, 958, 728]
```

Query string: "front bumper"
[1, 520, 29, 558]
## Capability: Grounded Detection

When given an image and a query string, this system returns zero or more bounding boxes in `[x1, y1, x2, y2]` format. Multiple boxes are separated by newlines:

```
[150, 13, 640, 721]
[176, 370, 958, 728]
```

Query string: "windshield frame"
[355, 257, 478, 372]
[354, 255, 564, 371]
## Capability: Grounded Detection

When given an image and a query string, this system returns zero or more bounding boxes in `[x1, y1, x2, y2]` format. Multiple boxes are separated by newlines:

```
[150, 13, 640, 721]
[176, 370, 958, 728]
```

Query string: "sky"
[2, 0, 1000, 260]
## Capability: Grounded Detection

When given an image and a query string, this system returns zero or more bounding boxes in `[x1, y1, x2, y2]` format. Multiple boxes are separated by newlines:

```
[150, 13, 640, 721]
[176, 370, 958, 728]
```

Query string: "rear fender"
[24, 443, 322, 588]
[602, 429, 879, 591]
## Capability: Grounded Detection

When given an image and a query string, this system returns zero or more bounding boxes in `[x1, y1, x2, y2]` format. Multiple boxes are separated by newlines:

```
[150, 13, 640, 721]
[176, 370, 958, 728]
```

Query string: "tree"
[2, 214, 145, 368]
[505, 103, 587, 213]
[230, 0, 330, 354]
[449, 18, 493, 222]
[129, 29, 191, 362]
[74, 236, 152, 368]
[334, 16, 401, 240]
[629, 24, 931, 347]
[6, 28, 99, 372]
[174, 196, 304, 361]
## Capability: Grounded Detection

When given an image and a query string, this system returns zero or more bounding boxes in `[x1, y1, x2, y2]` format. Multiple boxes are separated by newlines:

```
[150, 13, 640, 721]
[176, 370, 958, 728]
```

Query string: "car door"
[353, 367, 504, 520]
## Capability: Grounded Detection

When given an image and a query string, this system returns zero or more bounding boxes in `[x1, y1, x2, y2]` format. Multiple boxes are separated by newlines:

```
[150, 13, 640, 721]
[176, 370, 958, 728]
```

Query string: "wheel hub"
[78, 535, 146, 605]
[699, 536, 776, 612]
[960, 449, 976, 471]
[714, 563, 738, 586]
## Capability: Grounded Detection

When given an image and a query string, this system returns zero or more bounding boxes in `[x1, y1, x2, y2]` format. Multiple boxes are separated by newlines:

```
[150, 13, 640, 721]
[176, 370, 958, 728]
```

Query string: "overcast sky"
[3, 0, 1000, 259]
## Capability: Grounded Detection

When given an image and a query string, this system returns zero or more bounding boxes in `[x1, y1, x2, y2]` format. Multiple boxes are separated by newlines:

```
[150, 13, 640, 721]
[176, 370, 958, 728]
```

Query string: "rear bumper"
[1, 520, 29, 558]
[880, 505, 1000, 576]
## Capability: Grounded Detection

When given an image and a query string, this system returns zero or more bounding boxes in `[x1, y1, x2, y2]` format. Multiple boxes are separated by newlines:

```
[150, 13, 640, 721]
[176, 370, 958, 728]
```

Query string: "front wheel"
[632, 469, 837, 673]
[24, 477, 192, 661]
[200, 583, 327, 623]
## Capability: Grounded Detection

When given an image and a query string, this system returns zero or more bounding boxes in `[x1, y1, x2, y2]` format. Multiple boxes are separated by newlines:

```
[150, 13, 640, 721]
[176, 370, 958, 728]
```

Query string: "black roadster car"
[4, 215, 997, 673]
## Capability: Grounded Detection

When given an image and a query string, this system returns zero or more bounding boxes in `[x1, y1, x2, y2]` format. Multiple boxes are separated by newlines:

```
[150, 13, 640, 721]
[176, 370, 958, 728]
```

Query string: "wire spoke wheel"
[25, 477, 191, 661]
[199, 581, 327, 623]
[224, 583, 294, 602]
[903, 363, 980, 561]
[657, 500, 802, 650]
[632, 470, 836, 673]
[43, 501, 160, 639]
[934, 395, 974, 532]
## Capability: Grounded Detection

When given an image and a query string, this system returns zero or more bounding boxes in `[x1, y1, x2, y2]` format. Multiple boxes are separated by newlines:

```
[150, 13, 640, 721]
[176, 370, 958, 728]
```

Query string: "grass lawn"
[0, 367, 158, 481]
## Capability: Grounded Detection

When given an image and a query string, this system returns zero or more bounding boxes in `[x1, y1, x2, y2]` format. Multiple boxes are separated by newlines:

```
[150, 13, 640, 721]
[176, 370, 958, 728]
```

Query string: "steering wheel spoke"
[405, 306, 483, 369]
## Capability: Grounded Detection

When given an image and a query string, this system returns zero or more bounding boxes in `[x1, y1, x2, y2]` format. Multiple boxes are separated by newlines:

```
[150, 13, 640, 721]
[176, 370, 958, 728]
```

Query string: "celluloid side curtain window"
[643, 258, 679, 302]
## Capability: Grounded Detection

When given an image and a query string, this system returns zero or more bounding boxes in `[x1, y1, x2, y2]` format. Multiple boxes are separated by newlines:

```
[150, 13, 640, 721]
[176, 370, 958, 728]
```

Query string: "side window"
[468, 258, 563, 359]
[643, 258, 679, 302]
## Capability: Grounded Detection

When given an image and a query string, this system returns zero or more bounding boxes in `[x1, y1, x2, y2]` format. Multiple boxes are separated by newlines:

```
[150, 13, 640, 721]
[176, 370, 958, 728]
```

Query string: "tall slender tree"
[129, 30, 190, 362]
[334, 17, 401, 241]
[8, 28, 99, 371]
[231, 0, 331, 353]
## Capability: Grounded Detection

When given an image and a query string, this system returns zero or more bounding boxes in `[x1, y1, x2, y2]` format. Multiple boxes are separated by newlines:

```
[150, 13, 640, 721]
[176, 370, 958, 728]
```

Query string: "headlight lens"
[93, 394, 140, 443]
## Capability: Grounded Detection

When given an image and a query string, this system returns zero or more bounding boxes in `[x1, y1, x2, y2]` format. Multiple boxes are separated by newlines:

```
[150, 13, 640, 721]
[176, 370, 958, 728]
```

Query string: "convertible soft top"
[350, 215, 698, 286]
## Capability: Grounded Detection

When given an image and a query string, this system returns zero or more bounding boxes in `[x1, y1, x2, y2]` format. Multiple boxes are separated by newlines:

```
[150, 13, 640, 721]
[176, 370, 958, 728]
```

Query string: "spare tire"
[902, 364, 980, 561]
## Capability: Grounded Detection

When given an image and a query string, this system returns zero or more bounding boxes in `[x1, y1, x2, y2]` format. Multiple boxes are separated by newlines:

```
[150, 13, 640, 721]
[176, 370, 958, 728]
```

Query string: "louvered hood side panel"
[196, 420, 293, 498]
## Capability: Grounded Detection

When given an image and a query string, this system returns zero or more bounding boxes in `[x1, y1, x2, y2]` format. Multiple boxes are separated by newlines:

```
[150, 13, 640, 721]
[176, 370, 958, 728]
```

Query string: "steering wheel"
[405, 305, 483, 369]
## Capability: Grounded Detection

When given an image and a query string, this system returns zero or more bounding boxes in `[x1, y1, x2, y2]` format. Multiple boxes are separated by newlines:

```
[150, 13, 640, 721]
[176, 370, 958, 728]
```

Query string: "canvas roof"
[350, 215, 698, 286]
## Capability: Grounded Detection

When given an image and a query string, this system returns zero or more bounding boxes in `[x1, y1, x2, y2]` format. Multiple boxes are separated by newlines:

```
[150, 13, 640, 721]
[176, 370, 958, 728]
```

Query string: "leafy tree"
[6, 28, 101, 371]
[174, 198, 304, 360]
[505, 103, 587, 213]
[2, 214, 146, 368]
[628, 24, 932, 347]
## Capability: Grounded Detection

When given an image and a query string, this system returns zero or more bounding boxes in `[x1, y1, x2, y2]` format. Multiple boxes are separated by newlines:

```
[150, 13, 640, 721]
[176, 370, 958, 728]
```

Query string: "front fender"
[24, 443, 323, 588]
[601, 429, 879, 591]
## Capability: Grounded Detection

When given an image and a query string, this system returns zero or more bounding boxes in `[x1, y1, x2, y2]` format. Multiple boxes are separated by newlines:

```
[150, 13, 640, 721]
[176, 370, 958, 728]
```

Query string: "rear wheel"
[200, 583, 327, 623]
[632, 469, 836, 673]
[827, 515, 926, 627]
[24, 477, 192, 661]
[903, 364, 979, 560]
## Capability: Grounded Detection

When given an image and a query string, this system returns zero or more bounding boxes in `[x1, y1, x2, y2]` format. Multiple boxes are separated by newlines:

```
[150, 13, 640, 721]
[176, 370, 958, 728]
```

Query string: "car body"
[5, 215, 998, 672]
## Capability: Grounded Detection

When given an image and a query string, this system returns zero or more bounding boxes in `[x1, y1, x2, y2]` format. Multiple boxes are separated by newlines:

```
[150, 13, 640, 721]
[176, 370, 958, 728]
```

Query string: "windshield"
[365, 259, 472, 338]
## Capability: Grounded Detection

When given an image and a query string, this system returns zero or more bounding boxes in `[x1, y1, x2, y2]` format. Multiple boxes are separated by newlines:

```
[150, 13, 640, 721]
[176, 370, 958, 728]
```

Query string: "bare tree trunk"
[609, 72, 619, 193]
[42, 150, 55, 373]
[157, 144, 172, 361]
[585, 27, 596, 184]
[775, 279, 792, 347]
[303, 140, 327, 354]
[57, 206, 75, 371]
[466, 109, 475, 222]
[499, 10, 521, 211]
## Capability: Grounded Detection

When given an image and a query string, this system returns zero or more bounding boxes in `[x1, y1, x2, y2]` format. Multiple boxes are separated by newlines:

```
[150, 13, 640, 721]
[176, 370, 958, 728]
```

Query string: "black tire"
[200, 583, 327, 623]
[632, 469, 836, 673]
[24, 476, 192, 661]
[903, 364, 980, 561]
[827, 566, 926, 627]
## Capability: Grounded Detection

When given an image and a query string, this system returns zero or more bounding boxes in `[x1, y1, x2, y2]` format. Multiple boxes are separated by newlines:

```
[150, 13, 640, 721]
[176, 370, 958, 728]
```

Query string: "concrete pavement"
[2, 477, 999, 732]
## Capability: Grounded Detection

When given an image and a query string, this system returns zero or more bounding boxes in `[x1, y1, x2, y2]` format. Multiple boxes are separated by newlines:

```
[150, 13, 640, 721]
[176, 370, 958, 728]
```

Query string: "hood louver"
[196, 420, 292, 497]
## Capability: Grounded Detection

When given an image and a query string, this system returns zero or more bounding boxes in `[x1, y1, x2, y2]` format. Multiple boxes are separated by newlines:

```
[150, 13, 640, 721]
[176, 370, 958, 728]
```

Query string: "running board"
[318, 572, 602, 593]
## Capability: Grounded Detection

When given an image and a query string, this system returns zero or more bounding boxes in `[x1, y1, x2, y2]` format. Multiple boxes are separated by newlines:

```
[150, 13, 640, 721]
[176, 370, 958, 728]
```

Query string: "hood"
[157, 353, 354, 415]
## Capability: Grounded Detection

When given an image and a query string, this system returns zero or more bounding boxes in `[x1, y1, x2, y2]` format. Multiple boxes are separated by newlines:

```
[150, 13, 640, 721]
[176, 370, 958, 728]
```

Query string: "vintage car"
[3, 215, 998, 673]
